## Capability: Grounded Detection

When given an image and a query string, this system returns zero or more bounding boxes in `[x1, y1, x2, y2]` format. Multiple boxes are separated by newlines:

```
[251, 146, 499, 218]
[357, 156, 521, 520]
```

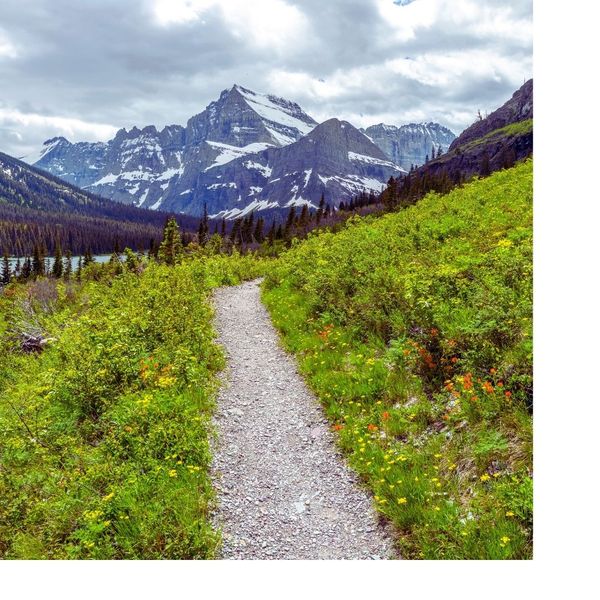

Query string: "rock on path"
[211, 279, 394, 560]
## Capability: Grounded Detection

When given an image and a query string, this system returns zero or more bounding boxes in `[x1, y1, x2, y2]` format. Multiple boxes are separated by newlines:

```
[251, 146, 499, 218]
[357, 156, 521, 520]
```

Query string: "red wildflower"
[382, 411, 391, 421]
[367, 424, 378, 432]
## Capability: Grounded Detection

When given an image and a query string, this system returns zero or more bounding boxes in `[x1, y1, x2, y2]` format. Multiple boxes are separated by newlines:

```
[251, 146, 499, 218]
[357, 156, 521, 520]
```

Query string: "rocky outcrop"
[449, 79, 533, 151]
[363, 122, 456, 171]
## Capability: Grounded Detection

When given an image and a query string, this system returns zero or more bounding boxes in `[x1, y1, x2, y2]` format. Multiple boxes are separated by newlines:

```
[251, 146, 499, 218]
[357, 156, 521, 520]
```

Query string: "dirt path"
[211, 279, 394, 560]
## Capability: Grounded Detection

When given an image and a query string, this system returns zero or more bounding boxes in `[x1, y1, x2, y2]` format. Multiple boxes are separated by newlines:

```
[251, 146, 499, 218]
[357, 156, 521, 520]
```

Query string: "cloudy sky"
[0, 0, 532, 158]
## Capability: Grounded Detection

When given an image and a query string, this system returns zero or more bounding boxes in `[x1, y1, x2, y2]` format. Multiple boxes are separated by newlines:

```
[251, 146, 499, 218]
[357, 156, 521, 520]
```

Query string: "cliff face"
[364, 122, 456, 171]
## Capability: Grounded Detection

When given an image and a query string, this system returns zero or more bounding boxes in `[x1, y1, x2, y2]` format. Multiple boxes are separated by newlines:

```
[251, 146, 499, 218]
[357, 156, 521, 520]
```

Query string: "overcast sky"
[0, 0, 532, 158]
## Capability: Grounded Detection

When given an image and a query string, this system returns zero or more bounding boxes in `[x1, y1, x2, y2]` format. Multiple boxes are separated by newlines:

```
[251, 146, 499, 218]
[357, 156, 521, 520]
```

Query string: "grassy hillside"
[0, 253, 264, 558]
[263, 160, 533, 559]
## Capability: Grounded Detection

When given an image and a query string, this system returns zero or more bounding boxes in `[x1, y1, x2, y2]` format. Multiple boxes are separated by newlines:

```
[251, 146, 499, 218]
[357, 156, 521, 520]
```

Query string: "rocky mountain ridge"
[26, 85, 452, 218]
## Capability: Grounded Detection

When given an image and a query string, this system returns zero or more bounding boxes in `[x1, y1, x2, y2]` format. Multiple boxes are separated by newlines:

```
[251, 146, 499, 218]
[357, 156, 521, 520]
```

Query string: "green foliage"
[262, 161, 533, 559]
[158, 218, 183, 265]
[0, 252, 267, 559]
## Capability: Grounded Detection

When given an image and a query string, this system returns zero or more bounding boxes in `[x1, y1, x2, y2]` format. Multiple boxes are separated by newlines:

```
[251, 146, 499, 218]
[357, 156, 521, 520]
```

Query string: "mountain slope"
[28, 85, 318, 213]
[0, 151, 199, 255]
[263, 160, 533, 559]
[159, 118, 405, 219]
[363, 122, 456, 171]
[410, 79, 533, 182]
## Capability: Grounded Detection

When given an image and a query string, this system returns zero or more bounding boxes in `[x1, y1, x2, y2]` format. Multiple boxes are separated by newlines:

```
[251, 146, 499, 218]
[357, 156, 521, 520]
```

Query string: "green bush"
[0, 253, 267, 559]
[263, 161, 533, 559]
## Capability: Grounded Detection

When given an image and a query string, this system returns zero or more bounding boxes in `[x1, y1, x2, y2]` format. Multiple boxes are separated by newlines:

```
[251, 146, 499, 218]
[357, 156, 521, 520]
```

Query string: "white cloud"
[0, 107, 118, 158]
[0, 0, 532, 157]
[153, 0, 309, 51]
[0, 30, 17, 59]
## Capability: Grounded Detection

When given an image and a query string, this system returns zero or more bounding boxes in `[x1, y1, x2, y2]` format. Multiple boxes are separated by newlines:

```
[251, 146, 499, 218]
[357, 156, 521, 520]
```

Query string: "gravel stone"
[211, 279, 395, 560]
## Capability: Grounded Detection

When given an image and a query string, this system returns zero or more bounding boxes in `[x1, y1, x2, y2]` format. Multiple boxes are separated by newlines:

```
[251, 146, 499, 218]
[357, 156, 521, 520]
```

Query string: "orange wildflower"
[367, 424, 378, 432]
[482, 381, 494, 394]
[382, 411, 391, 421]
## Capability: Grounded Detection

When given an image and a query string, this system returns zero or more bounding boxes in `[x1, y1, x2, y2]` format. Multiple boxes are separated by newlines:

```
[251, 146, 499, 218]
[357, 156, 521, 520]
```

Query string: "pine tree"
[52, 241, 63, 278]
[32, 244, 45, 278]
[316, 193, 325, 225]
[283, 206, 296, 240]
[63, 250, 73, 281]
[254, 217, 264, 244]
[221, 219, 226, 237]
[267, 221, 276, 244]
[21, 257, 32, 282]
[1, 251, 10, 285]
[158, 217, 183, 265]
[198, 203, 209, 246]
[83, 247, 94, 267]
[76, 256, 83, 282]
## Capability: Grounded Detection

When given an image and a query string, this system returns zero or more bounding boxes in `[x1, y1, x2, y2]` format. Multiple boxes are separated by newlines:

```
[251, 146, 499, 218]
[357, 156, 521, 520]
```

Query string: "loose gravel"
[211, 278, 395, 560]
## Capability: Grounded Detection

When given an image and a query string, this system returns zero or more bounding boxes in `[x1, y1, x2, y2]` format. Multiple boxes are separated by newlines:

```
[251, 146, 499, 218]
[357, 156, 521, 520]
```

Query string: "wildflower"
[450, 356, 458, 364]
[367, 424, 378, 432]
[505, 391, 512, 399]
[102, 492, 115, 502]
[433, 506, 441, 511]
[480, 473, 491, 482]
[168, 469, 178, 478]
[332, 424, 344, 431]
[505, 511, 515, 517]
[434, 453, 443, 458]
[397, 497, 408, 504]
[490, 368, 497, 375]
[382, 411, 391, 421]
[500, 536, 511, 544]
[482, 381, 494, 394]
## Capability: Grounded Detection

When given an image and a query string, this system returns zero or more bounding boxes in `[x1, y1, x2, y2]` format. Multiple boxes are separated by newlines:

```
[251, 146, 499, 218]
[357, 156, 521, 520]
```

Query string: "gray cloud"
[0, 0, 532, 158]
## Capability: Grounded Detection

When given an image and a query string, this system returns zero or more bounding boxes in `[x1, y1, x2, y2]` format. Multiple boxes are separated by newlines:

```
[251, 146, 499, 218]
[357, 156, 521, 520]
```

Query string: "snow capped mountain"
[158, 118, 404, 219]
[28, 85, 320, 215]
[27, 86, 458, 219]
[363, 122, 456, 171]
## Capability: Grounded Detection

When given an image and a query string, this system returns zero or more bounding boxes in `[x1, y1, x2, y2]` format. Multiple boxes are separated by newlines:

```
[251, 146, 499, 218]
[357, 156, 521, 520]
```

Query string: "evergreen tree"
[148, 238, 157, 259]
[283, 207, 296, 240]
[32, 244, 45, 278]
[76, 256, 83, 282]
[1, 251, 10, 285]
[21, 257, 32, 282]
[254, 217, 264, 244]
[221, 218, 226, 237]
[63, 250, 73, 281]
[158, 218, 183, 265]
[267, 221, 276, 244]
[52, 241, 63, 278]
[316, 193, 325, 224]
[83, 247, 94, 267]
[198, 203, 210, 246]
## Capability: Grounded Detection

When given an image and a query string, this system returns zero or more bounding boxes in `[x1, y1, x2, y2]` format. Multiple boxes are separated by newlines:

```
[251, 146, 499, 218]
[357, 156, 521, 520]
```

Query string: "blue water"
[7, 254, 119, 270]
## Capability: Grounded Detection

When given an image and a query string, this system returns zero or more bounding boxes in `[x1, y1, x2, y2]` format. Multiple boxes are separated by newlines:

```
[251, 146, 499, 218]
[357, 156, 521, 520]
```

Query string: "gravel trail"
[211, 278, 394, 560]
